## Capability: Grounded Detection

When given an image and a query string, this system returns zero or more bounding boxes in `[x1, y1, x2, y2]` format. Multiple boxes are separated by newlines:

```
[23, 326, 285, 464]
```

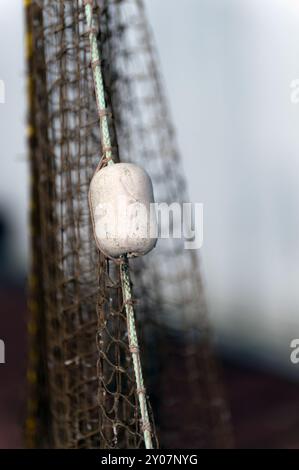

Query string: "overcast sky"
[1, 0, 299, 373]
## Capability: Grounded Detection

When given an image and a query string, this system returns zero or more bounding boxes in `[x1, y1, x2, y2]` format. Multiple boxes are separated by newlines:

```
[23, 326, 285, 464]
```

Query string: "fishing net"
[25, 0, 233, 449]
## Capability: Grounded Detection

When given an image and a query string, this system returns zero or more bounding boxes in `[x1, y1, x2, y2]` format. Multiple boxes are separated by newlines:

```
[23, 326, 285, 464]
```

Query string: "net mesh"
[25, 0, 233, 449]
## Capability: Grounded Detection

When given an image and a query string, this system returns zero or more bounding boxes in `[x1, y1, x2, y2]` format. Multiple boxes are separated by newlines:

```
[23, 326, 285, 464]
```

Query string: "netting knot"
[141, 421, 152, 433]
[87, 26, 98, 36]
[129, 345, 139, 354]
[98, 108, 112, 119]
[122, 298, 137, 309]
[91, 58, 102, 69]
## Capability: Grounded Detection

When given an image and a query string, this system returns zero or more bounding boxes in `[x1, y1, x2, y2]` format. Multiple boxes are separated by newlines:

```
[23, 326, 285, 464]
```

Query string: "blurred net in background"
[25, 0, 233, 449]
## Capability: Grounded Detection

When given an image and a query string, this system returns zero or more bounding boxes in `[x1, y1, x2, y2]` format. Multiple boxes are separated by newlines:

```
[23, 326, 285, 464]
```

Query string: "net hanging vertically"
[25, 0, 233, 449]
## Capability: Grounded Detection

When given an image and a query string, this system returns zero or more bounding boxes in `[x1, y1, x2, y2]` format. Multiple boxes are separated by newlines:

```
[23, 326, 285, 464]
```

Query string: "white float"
[89, 163, 157, 258]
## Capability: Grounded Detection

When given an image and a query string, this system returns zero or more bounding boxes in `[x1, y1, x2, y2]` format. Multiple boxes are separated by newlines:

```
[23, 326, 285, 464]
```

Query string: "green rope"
[85, 0, 113, 165]
[120, 259, 153, 449]
[84, 0, 153, 449]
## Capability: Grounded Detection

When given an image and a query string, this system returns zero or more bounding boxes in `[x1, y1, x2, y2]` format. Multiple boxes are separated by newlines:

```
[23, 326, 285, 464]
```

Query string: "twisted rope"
[84, 0, 153, 449]
[120, 259, 153, 449]
[84, 0, 113, 165]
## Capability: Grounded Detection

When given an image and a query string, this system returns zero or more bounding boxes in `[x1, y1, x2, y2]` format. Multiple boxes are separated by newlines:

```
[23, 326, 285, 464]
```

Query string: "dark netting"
[25, 0, 233, 449]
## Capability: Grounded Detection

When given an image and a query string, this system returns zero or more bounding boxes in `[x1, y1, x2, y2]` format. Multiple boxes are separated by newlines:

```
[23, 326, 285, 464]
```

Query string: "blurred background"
[1, 0, 299, 448]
